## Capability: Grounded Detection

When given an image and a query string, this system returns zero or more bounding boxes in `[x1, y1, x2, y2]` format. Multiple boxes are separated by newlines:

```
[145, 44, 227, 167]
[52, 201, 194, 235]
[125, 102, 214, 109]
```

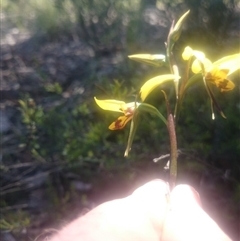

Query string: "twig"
[0, 203, 29, 212]
[0, 169, 57, 194]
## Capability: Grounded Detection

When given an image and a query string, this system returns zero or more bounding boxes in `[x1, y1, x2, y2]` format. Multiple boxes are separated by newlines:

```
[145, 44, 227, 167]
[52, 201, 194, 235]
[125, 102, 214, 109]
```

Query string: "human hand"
[49, 179, 232, 241]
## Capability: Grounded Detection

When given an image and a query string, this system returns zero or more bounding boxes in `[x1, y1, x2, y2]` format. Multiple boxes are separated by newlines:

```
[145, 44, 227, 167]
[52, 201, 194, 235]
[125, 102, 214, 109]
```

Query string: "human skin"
[48, 179, 232, 241]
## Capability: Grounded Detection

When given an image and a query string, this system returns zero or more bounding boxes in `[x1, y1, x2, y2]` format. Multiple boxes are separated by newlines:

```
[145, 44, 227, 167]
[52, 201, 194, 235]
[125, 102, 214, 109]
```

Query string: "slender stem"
[162, 91, 178, 190]
[167, 112, 178, 190]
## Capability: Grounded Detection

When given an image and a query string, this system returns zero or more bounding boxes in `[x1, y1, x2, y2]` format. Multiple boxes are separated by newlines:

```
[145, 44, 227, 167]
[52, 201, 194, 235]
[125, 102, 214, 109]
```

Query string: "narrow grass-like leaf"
[138, 103, 167, 125]
[183, 73, 202, 92]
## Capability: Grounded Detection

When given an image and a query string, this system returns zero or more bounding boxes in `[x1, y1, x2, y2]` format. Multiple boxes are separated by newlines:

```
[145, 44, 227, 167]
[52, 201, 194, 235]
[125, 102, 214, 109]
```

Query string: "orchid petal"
[94, 97, 125, 113]
[128, 54, 166, 67]
[205, 67, 235, 92]
[213, 53, 240, 75]
[182, 46, 206, 61]
[182, 46, 193, 60]
[140, 74, 180, 101]
[109, 116, 133, 130]
[193, 50, 206, 61]
[191, 58, 213, 73]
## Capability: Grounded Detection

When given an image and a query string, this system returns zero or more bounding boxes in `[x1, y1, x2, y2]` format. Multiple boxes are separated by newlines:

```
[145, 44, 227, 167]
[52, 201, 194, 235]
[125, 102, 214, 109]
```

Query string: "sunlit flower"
[182, 46, 239, 92]
[94, 97, 139, 130]
[204, 67, 235, 92]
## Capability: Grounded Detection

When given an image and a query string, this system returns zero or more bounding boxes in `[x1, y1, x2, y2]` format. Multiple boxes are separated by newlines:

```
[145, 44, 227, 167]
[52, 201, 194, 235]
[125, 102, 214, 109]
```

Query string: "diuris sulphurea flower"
[182, 46, 240, 119]
[94, 97, 139, 130]
[94, 97, 167, 156]
[182, 46, 239, 92]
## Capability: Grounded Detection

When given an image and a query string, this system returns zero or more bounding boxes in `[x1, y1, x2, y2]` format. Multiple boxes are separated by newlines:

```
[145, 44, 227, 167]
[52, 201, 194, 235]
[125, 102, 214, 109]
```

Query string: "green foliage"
[18, 98, 44, 125]
[17, 81, 131, 164]
[44, 83, 63, 94]
[3, 0, 76, 35]
[0, 211, 30, 231]
[178, 82, 240, 167]
[3, 0, 141, 44]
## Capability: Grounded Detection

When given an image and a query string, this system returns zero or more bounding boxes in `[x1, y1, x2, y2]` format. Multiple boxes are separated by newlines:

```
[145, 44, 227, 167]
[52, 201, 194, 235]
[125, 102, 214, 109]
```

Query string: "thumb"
[162, 185, 232, 241]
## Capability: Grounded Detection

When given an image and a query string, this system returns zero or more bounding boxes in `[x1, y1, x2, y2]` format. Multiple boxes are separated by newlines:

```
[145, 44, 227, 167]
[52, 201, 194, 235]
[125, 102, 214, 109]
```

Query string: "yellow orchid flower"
[94, 97, 139, 130]
[182, 46, 239, 92]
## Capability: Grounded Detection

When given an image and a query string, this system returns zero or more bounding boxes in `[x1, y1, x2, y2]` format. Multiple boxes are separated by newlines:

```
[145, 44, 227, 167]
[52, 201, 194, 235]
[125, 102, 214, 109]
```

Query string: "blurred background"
[1, 0, 240, 240]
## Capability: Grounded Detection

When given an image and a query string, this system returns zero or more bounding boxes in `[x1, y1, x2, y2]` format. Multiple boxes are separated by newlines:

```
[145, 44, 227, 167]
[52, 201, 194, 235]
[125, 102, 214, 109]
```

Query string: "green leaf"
[18, 100, 27, 111]
[128, 54, 166, 67]
[137, 103, 167, 125]
[183, 73, 202, 92]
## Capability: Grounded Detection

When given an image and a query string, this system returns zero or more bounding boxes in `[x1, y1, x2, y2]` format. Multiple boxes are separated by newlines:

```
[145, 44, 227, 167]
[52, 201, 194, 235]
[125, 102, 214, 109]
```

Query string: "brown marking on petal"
[218, 79, 230, 91]
[115, 118, 123, 129]
[109, 116, 133, 130]
[206, 68, 234, 91]
[206, 68, 228, 81]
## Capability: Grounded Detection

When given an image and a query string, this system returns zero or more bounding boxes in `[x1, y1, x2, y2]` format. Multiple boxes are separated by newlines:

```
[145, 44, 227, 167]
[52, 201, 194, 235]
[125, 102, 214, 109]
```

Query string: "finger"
[162, 185, 232, 241]
[50, 179, 168, 241]
[130, 179, 169, 234]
